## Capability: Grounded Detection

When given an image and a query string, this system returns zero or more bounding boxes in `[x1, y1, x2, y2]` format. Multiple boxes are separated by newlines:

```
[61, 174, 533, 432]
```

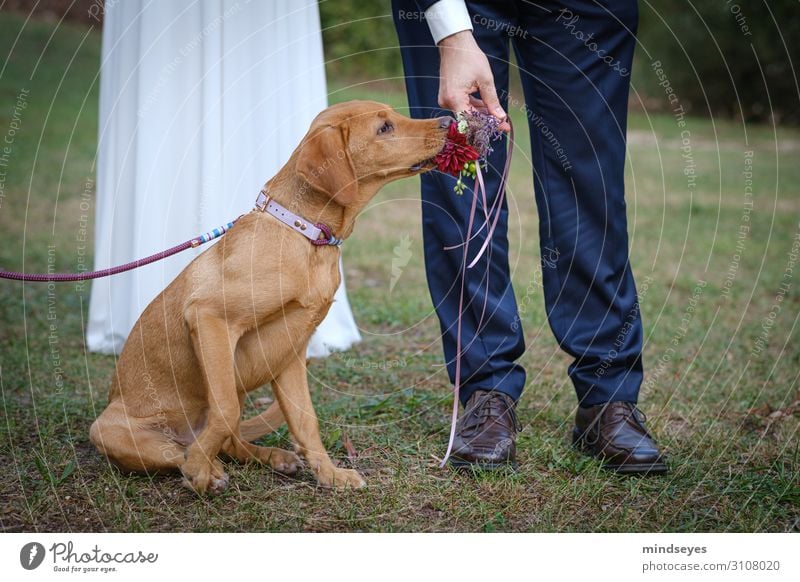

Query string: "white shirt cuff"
[425, 0, 473, 45]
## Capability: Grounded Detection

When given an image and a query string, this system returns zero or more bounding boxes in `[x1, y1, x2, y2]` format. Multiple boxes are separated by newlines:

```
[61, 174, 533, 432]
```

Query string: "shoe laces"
[461, 391, 522, 434]
[614, 402, 648, 427]
[584, 402, 649, 446]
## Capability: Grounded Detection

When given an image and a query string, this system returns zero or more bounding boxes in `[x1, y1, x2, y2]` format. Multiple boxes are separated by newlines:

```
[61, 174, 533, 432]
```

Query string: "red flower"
[435, 123, 479, 176]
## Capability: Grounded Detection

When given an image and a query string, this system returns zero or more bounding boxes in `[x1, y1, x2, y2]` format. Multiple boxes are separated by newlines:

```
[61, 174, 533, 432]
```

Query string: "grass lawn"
[1, 12, 798, 532]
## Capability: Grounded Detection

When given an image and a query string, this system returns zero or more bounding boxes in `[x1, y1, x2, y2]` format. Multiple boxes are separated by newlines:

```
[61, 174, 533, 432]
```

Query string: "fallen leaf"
[342, 431, 358, 461]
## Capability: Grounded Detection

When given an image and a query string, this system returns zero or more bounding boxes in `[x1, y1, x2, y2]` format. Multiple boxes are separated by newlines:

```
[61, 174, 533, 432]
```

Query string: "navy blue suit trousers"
[392, 0, 643, 407]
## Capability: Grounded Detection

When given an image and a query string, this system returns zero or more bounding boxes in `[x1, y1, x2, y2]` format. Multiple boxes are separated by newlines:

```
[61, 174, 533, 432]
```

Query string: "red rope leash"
[0, 218, 239, 283]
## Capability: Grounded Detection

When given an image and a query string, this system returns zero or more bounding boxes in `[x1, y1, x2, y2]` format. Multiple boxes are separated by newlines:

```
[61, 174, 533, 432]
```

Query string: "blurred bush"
[4, 0, 796, 124]
[320, 0, 797, 125]
[634, 0, 799, 125]
[319, 0, 403, 82]
[1, 0, 100, 25]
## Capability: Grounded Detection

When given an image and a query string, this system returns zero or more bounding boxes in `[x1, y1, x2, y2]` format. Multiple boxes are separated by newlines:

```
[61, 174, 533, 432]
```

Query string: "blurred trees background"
[318, 1, 402, 84]
[634, 1, 799, 125]
[318, 0, 799, 125]
[2, 0, 797, 124]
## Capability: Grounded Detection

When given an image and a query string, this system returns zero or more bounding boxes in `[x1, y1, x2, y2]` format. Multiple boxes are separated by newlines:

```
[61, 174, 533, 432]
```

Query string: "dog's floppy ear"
[296, 123, 359, 206]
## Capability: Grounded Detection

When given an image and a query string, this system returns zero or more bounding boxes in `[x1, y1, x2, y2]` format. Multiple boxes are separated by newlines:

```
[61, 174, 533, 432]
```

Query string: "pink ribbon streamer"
[440, 122, 515, 468]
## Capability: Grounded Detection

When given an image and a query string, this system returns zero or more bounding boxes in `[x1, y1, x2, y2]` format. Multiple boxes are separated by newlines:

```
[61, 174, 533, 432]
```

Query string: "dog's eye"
[377, 121, 393, 135]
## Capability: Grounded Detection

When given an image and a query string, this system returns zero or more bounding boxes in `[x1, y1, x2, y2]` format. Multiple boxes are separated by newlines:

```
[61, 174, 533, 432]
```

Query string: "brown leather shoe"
[450, 390, 521, 470]
[573, 401, 668, 474]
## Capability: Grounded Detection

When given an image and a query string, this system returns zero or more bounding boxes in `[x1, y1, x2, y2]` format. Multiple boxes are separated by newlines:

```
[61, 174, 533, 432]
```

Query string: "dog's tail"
[240, 402, 286, 442]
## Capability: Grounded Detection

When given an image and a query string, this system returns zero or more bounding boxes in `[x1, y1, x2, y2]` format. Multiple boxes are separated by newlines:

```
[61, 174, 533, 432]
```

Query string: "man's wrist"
[438, 29, 475, 49]
[424, 0, 473, 45]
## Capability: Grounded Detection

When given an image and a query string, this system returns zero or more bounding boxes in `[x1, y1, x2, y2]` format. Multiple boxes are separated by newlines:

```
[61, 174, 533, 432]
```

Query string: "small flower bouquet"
[433, 112, 509, 468]
[434, 111, 504, 194]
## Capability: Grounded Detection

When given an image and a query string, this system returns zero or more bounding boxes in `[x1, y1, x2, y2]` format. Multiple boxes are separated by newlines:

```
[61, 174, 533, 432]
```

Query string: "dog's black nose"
[437, 115, 455, 129]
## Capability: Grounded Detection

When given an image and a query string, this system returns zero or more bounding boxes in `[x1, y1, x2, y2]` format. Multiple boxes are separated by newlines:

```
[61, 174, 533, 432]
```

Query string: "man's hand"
[438, 31, 510, 131]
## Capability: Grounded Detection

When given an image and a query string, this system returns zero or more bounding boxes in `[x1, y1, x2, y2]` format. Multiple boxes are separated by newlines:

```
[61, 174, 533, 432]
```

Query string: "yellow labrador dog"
[90, 101, 450, 493]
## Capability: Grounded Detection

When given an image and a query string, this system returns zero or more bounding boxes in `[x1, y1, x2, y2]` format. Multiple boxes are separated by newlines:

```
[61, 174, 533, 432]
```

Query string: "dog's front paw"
[181, 457, 229, 494]
[316, 466, 366, 489]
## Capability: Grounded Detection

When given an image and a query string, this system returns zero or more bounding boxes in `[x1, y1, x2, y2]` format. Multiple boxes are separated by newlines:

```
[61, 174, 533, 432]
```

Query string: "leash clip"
[312, 223, 343, 247]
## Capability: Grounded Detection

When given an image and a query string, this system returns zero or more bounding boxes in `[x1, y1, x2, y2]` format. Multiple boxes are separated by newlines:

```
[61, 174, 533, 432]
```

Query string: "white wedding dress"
[88, 0, 361, 358]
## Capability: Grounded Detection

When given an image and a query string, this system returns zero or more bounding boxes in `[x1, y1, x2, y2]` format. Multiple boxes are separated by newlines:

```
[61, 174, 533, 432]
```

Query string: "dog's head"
[295, 100, 451, 209]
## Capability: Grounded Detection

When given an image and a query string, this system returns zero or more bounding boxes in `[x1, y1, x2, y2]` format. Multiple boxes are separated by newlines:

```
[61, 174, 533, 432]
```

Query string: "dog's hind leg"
[228, 401, 301, 473]
[239, 401, 286, 441]
[220, 433, 302, 475]
[218, 401, 296, 472]
[90, 401, 185, 473]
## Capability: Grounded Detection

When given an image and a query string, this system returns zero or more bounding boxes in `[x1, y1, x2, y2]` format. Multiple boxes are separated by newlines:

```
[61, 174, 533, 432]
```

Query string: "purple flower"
[458, 110, 504, 158]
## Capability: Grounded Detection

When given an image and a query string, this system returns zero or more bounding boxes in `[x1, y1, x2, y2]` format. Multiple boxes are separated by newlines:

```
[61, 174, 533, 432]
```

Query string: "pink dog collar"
[255, 189, 342, 246]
